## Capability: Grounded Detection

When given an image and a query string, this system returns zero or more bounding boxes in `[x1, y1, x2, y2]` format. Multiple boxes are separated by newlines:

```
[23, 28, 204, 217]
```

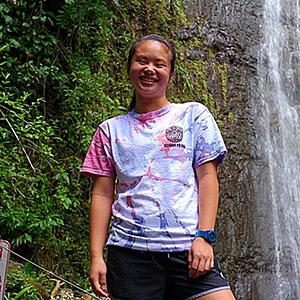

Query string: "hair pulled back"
[127, 34, 176, 111]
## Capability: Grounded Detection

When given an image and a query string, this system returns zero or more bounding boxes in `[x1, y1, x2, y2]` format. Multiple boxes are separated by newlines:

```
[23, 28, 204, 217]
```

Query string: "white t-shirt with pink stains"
[80, 102, 227, 252]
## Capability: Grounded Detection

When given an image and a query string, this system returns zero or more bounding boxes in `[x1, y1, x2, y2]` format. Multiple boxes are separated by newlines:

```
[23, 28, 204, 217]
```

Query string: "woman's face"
[128, 40, 173, 101]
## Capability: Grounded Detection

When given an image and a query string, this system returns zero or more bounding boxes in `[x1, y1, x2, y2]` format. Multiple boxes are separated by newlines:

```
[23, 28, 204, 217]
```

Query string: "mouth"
[139, 76, 158, 83]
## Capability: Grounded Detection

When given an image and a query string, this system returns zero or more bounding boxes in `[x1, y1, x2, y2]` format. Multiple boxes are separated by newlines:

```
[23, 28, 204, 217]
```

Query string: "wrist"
[194, 230, 217, 243]
[90, 252, 104, 260]
[194, 236, 209, 244]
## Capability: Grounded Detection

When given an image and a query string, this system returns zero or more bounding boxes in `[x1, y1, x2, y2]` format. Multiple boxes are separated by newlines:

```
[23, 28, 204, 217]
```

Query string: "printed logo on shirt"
[166, 126, 183, 143]
[164, 126, 186, 148]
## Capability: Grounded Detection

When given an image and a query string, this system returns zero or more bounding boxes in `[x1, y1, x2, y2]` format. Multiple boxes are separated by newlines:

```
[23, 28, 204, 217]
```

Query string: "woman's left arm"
[188, 158, 219, 278]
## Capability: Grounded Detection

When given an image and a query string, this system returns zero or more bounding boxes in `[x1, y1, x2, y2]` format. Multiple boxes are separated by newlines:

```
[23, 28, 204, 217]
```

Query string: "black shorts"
[106, 245, 230, 300]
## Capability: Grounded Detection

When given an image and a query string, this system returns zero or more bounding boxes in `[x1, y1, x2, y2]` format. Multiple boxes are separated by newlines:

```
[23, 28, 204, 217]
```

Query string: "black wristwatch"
[194, 230, 217, 243]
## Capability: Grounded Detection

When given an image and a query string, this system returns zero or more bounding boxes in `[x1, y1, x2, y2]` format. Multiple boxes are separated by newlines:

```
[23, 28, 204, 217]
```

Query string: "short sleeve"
[193, 108, 227, 168]
[80, 125, 116, 178]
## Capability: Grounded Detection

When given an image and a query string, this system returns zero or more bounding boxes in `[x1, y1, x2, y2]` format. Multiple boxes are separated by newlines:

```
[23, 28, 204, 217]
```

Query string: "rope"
[0, 241, 103, 300]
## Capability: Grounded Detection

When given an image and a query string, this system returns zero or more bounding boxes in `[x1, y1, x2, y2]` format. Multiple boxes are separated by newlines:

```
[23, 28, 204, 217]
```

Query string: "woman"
[80, 34, 236, 300]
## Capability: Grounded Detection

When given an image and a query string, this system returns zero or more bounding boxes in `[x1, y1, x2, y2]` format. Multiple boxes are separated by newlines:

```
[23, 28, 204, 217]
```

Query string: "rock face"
[180, 1, 264, 298]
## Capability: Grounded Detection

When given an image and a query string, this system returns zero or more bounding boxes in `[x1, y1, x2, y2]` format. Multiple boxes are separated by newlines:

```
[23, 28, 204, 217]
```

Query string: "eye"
[137, 60, 147, 65]
[156, 64, 165, 68]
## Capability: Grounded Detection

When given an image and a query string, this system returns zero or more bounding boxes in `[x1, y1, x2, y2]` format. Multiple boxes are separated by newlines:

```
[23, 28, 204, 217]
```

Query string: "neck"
[134, 94, 170, 114]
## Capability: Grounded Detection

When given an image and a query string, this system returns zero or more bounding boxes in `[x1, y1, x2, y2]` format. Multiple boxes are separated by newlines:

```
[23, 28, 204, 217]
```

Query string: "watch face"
[208, 231, 217, 242]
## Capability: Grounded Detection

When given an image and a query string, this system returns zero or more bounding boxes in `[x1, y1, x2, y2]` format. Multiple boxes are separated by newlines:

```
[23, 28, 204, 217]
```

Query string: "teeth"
[141, 77, 156, 82]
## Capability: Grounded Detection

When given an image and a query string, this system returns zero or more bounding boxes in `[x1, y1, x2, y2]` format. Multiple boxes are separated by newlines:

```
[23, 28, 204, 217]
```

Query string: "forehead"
[134, 40, 171, 61]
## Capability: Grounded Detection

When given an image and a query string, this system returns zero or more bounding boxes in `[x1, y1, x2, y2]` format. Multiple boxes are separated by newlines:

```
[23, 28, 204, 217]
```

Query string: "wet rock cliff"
[178, 1, 264, 298]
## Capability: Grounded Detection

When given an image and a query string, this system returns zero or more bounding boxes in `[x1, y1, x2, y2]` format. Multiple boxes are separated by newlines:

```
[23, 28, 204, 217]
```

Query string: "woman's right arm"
[89, 175, 115, 297]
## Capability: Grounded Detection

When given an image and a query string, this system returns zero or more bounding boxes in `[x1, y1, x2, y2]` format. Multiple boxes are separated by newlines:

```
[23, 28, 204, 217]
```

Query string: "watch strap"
[194, 230, 217, 243]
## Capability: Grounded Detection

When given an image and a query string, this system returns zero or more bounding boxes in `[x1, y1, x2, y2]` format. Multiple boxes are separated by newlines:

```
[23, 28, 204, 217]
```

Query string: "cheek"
[160, 72, 172, 85]
[128, 65, 140, 82]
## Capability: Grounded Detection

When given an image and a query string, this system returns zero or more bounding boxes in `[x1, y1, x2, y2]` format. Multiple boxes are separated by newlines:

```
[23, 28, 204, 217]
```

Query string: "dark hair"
[127, 34, 176, 111]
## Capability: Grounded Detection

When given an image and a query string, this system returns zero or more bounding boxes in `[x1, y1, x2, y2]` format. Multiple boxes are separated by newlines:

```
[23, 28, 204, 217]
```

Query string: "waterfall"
[255, 0, 300, 298]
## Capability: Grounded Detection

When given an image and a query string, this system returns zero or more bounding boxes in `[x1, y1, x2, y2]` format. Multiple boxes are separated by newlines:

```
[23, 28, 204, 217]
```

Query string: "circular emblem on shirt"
[166, 126, 183, 143]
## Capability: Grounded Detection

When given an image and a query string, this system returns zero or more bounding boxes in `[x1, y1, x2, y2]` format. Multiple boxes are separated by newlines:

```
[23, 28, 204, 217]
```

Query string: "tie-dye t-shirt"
[80, 102, 227, 252]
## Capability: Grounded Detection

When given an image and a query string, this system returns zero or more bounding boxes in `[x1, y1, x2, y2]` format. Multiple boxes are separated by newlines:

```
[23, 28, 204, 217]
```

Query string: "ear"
[168, 69, 176, 83]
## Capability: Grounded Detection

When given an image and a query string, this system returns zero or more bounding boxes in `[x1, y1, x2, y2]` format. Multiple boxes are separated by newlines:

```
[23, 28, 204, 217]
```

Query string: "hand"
[188, 237, 214, 278]
[89, 256, 109, 297]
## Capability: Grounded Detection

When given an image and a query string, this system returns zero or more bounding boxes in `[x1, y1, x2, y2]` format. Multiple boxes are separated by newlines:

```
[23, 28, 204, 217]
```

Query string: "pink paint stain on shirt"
[145, 166, 165, 182]
[115, 138, 126, 144]
[136, 118, 148, 129]
[130, 180, 138, 187]
[137, 118, 156, 128]
[126, 195, 133, 208]
[155, 129, 173, 156]
[126, 195, 137, 219]
[143, 160, 182, 184]
[119, 182, 129, 189]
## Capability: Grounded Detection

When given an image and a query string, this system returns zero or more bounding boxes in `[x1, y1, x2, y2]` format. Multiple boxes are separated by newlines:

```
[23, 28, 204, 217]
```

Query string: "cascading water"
[254, 0, 300, 298]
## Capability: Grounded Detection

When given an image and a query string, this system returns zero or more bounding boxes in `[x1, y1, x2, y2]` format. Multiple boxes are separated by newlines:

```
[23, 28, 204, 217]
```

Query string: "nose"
[144, 64, 155, 74]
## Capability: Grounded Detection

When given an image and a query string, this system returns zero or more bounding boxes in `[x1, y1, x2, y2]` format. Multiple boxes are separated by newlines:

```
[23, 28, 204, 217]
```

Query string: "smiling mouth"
[139, 76, 158, 82]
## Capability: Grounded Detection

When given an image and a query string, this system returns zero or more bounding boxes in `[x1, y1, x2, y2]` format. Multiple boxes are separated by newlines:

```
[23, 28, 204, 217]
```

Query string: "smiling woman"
[80, 34, 236, 300]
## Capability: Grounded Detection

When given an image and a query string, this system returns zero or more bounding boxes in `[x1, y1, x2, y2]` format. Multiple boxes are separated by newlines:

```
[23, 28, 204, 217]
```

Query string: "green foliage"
[1, 0, 99, 287]
[5, 267, 50, 300]
[0, 0, 231, 297]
